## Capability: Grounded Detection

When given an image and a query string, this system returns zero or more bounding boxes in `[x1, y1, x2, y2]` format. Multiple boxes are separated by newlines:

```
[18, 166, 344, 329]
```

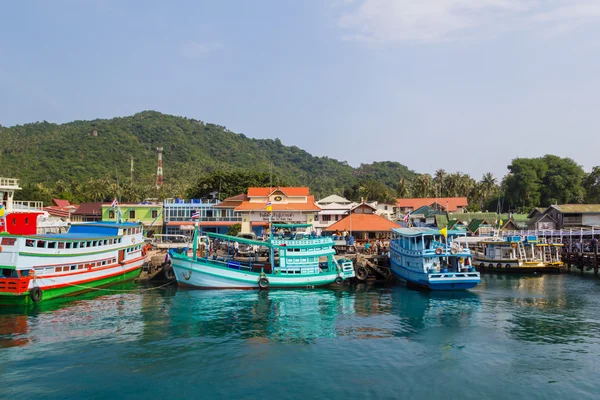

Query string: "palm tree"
[433, 169, 447, 197]
[397, 178, 411, 198]
[411, 174, 433, 197]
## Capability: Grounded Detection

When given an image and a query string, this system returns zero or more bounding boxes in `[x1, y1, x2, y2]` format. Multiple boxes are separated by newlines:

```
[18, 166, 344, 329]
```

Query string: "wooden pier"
[562, 247, 600, 275]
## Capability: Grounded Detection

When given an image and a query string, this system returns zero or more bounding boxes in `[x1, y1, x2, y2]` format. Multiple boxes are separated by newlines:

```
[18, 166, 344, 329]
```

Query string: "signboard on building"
[250, 212, 307, 222]
[537, 222, 555, 230]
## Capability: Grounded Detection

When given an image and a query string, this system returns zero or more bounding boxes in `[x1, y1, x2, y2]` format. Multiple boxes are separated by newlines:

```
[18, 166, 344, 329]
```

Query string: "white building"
[315, 195, 353, 231]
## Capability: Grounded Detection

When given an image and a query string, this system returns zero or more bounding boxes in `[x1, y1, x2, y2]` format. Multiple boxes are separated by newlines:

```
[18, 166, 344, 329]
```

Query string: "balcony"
[0, 178, 21, 190]
[13, 201, 44, 211]
[165, 217, 243, 223]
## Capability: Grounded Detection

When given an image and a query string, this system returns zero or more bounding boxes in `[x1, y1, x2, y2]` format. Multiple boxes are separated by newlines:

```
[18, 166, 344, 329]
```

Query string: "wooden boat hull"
[171, 257, 343, 289]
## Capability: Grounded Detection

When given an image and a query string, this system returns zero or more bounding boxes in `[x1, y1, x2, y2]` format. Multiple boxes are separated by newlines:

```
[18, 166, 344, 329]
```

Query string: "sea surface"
[1, 274, 600, 399]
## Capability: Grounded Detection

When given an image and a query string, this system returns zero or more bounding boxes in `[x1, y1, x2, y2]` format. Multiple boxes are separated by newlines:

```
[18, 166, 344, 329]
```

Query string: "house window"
[129, 210, 135, 219]
[152, 210, 158, 219]
[322, 215, 331, 222]
[109, 210, 115, 219]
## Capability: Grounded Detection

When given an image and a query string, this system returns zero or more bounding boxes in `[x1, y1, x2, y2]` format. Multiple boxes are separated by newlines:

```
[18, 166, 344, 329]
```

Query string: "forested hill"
[0, 111, 417, 200]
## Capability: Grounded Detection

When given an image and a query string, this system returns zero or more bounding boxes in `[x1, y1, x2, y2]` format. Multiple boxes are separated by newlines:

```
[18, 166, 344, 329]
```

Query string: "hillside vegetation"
[0, 111, 416, 203]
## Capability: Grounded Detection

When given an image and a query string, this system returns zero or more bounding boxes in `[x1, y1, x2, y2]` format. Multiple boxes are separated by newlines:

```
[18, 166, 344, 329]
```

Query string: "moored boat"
[0, 212, 145, 305]
[473, 235, 564, 273]
[170, 223, 355, 289]
[389, 228, 480, 290]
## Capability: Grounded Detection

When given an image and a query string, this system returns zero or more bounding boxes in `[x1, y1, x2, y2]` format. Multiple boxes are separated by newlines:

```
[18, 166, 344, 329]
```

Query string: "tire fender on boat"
[505, 264, 511, 269]
[164, 266, 175, 281]
[435, 248, 443, 255]
[258, 277, 269, 289]
[335, 276, 344, 285]
[496, 263, 502, 269]
[29, 287, 42, 303]
[450, 248, 458, 255]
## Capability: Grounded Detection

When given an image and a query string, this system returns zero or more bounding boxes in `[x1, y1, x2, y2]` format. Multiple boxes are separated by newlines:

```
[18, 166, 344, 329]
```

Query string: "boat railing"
[271, 237, 334, 247]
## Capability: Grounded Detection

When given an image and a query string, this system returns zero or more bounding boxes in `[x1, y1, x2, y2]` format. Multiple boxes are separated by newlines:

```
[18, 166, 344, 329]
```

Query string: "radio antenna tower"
[156, 147, 164, 190]
[130, 157, 134, 184]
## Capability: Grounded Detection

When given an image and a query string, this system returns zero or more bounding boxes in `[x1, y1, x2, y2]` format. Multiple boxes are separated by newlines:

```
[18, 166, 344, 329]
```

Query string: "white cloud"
[337, 0, 600, 42]
[181, 41, 220, 58]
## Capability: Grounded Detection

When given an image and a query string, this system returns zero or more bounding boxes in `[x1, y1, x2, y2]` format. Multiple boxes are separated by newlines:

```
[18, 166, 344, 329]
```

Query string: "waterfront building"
[235, 187, 320, 236]
[315, 195, 353, 232]
[325, 201, 400, 241]
[527, 204, 600, 230]
[101, 202, 163, 235]
[163, 197, 242, 236]
[396, 197, 468, 218]
[375, 202, 396, 220]
[71, 202, 105, 222]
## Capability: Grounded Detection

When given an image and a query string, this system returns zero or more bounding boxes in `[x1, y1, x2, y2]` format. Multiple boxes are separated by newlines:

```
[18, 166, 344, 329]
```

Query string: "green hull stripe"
[0, 268, 141, 305]
[172, 260, 339, 286]
[19, 244, 139, 258]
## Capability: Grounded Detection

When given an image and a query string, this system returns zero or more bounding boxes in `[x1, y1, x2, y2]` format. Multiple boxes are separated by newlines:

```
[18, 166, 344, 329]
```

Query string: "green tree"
[583, 166, 600, 203]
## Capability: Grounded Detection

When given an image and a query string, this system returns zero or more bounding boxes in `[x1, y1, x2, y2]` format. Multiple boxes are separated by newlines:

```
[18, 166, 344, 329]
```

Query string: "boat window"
[37, 241, 46, 248]
[55, 267, 62, 272]
[71, 265, 77, 271]
[1, 238, 16, 246]
[78, 265, 83, 270]
[26, 239, 35, 247]
[104, 240, 108, 245]
[58, 242, 65, 249]
[20, 270, 30, 277]
[65, 243, 71, 249]
[48, 242, 56, 249]
[79, 242, 85, 248]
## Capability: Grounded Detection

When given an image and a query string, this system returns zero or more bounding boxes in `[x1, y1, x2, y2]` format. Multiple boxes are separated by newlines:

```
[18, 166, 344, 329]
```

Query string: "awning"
[318, 210, 349, 215]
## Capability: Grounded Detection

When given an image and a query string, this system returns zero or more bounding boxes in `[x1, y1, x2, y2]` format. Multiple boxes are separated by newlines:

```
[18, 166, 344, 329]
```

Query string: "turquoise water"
[2, 274, 600, 399]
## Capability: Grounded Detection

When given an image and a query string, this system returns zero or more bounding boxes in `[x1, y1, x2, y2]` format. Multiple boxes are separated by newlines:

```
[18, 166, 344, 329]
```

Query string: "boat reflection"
[392, 287, 481, 337]
[0, 282, 145, 350]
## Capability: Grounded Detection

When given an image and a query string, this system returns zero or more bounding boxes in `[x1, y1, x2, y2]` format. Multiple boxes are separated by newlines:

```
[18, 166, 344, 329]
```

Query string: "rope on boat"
[42, 278, 174, 293]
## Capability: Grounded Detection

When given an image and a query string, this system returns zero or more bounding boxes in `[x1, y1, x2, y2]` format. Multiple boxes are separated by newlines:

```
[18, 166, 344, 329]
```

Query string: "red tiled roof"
[213, 194, 248, 209]
[72, 202, 106, 216]
[52, 199, 71, 208]
[235, 196, 321, 212]
[325, 214, 400, 232]
[395, 197, 468, 212]
[44, 205, 77, 218]
[247, 187, 310, 197]
[222, 194, 248, 201]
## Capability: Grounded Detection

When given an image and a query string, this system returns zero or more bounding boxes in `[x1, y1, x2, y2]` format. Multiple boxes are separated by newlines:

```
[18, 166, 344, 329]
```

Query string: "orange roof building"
[396, 197, 468, 214]
[236, 187, 321, 234]
[326, 202, 400, 241]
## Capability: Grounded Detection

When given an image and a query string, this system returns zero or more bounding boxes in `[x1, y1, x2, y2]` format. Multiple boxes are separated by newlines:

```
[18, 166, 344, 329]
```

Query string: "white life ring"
[132, 237, 136, 243]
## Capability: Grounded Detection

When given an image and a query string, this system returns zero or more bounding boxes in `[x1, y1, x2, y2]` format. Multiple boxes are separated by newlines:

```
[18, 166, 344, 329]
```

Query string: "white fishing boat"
[0, 211, 145, 305]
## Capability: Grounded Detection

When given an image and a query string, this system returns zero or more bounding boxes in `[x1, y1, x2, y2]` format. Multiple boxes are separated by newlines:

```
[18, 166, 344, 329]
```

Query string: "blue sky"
[1, 0, 599, 179]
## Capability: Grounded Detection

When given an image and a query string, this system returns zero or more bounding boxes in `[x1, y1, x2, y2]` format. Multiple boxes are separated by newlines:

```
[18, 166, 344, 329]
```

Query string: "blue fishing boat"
[389, 227, 480, 290]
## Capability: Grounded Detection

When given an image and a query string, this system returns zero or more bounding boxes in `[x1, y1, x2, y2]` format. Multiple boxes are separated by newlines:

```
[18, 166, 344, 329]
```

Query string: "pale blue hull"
[391, 260, 480, 291]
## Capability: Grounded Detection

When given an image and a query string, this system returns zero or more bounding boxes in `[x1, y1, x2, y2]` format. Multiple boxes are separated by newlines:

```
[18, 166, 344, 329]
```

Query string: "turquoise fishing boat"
[389, 227, 480, 290]
[170, 223, 355, 289]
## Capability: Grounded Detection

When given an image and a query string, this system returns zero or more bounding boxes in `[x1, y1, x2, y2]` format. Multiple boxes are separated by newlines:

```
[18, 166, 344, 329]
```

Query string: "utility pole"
[156, 147, 163, 190]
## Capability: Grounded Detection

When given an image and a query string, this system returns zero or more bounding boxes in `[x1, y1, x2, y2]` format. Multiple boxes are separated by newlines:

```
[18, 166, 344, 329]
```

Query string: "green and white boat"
[170, 224, 355, 289]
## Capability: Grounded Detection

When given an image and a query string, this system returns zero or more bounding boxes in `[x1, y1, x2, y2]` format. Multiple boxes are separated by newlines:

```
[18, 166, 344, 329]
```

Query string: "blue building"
[163, 196, 243, 236]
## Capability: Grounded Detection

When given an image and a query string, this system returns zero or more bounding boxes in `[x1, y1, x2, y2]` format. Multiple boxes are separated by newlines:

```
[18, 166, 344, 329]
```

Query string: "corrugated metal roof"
[554, 204, 600, 213]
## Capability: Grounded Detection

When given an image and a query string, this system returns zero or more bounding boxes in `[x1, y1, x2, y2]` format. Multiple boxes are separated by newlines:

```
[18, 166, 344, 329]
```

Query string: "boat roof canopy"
[207, 232, 269, 247]
[273, 223, 312, 229]
[392, 227, 441, 237]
